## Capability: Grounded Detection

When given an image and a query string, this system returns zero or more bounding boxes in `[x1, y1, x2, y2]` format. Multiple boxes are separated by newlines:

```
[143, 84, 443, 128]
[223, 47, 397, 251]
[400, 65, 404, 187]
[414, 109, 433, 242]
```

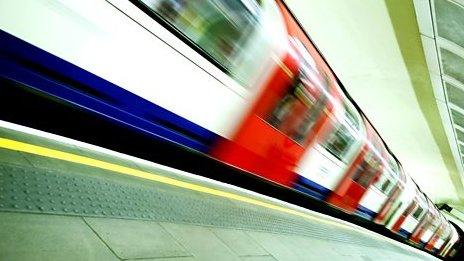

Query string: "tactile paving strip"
[0, 162, 406, 252]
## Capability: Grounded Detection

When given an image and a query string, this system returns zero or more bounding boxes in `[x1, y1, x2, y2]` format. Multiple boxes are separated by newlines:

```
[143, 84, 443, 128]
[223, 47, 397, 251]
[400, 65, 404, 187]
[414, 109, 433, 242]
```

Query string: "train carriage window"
[139, 0, 261, 79]
[352, 162, 376, 188]
[266, 74, 327, 145]
[405, 204, 415, 216]
[373, 174, 386, 191]
[321, 123, 356, 163]
[263, 37, 335, 145]
[413, 206, 423, 219]
[380, 178, 392, 193]
[320, 105, 358, 163]
[373, 174, 393, 194]
[351, 152, 381, 188]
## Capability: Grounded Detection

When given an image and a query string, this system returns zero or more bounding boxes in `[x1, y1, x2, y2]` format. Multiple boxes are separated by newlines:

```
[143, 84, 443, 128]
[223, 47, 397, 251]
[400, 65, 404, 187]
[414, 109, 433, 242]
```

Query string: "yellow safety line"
[0, 137, 362, 232]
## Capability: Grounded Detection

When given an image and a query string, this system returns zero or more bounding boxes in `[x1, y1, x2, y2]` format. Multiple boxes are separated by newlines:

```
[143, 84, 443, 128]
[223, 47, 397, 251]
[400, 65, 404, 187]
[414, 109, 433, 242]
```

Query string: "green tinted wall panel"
[435, 0, 464, 49]
[441, 49, 464, 85]
[446, 82, 464, 109]
[451, 109, 464, 128]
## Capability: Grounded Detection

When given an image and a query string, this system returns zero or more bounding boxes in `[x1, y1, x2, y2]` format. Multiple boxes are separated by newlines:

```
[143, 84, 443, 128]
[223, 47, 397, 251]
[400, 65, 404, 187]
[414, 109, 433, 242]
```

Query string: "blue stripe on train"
[0, 29, 219, 152]
[398, 228, 412, 239]
[294, 176, 331, 201]
[355, 205, 377, 220]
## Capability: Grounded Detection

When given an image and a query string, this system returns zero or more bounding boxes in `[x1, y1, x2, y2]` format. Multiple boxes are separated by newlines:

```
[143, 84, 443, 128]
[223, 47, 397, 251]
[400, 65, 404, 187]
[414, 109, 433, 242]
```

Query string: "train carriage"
[373, 161, 406, 224]
[410, 199, 441, 247]
[326, 120, 386, 213]
[428, 219, 451, 254]
[387, 183, 427, 238]
[401, 193, 428, 239]
[383, 175, 417, 230]
[441, 226, 460, 257]
[293, 99, 364, 200]
[212, 0, 342, 187]
[437, 224, 454, 256]
[355, 154, 401, 220]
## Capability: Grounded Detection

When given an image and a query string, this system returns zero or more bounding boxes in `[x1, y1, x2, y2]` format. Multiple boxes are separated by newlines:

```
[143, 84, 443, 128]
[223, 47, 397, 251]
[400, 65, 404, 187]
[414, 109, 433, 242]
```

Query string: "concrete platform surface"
[0, 122, 438, 260]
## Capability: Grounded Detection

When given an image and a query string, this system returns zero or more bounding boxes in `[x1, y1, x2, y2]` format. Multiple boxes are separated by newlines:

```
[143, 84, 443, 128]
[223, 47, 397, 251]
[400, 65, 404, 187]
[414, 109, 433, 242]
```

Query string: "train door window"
[317, 103, 360, 163]
[403, 202, 417, 216]
[351, 152, 380, 188]
[321, 120, 357, 163]
[413, 206, 423, 220]
[376, 170, 396, 195]
[139, 0, 260, 75]
[373, 172, 385, 190]
[381, 178, 392, 193]
[266, 74, 326, 145]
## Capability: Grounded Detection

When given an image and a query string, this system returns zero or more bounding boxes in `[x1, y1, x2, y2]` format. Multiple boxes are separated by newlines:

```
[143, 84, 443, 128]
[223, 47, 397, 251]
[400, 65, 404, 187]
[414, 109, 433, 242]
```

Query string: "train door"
[412, 200, 439, 246]
[294, 101, 364, 200]
[408, 201, 432, 244]
[440, 227, 459, 257]
[439, 238, 451, 256]
[376, 186, 401, 223]
[436, 223, 453, 255]
[426, 223, 445, 252]
[326, 122, 385, 213]
[395, 203, 418, 237]
[438, 232, 452, 255]
[375, 161, 405, 224]
[391, 194, 426, 238]
[356, 159, 398, 220]
[384, 176, 416, 230]
[212, 27, 339, 186]
[412, 213, 431, 243]
[417, 217, 439, 247]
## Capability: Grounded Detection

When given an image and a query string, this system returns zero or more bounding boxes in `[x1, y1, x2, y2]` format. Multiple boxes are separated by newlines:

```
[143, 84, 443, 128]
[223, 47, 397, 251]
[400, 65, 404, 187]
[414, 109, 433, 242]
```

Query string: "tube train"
[0, 0, 461, 258]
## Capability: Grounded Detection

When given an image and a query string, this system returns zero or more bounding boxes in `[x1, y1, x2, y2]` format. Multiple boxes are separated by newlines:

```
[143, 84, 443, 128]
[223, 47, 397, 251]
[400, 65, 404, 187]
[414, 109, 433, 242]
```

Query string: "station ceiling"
[284, 0, 464, 204]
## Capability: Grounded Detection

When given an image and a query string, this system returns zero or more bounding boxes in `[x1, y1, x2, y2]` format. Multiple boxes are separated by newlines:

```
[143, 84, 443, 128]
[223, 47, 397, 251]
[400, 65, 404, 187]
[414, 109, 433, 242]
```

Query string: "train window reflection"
[380, 178, 392, 194]
[140, 0, 260, 76]
[321, 123, 356, 163]
[351, 153, 380, 188]
[404, 202, 417, 216]
[413, 207, 423, 219]
[321, 106, 357, 163]
[266, 75, 325, 145]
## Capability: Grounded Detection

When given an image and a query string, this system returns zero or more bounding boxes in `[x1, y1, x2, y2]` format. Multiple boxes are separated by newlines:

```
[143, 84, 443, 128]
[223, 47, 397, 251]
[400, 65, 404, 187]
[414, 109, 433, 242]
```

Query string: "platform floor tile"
[0, 212, 118, 261]
[211, 228, 269, 257]
[245, 232, 304, 261]
[247, 231, 372, 261]
[84, 217, 189, 260]
[160, 222, 242, 261]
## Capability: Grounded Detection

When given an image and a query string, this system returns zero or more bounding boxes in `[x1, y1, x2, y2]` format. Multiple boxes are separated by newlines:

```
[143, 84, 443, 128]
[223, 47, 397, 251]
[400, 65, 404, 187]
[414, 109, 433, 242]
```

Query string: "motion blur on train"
[0, 0, 461, 258]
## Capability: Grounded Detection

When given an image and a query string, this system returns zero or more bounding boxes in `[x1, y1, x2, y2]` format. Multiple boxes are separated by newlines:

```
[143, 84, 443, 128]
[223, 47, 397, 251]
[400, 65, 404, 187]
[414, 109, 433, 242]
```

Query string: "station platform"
[0, 122, 438, 261]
